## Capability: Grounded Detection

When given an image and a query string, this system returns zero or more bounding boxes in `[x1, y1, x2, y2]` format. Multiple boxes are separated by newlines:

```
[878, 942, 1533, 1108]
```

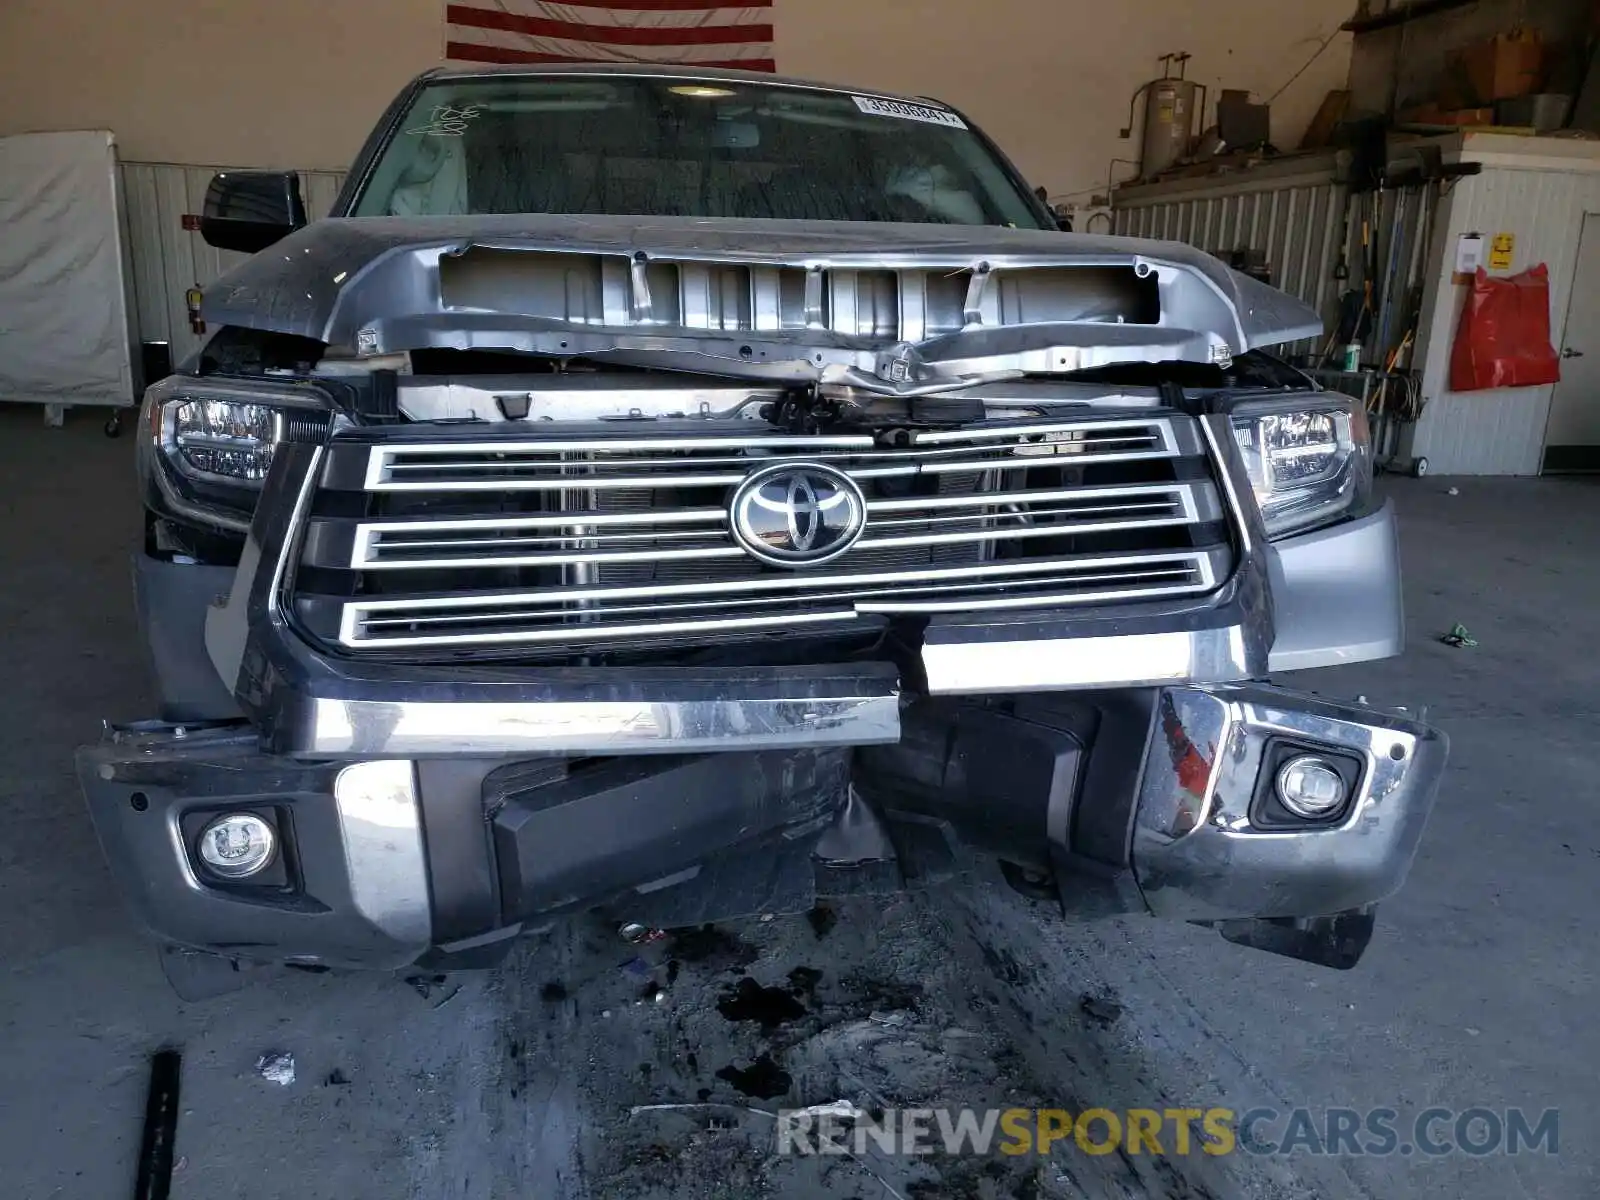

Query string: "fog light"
[1274, 756, 1349, 820]
[197, 812, 277, 878]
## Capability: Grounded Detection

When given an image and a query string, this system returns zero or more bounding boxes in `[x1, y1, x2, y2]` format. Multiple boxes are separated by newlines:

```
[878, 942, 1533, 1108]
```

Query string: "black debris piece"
[1079, 992, 1124, 1027]
[134, 1047, 182, 1200]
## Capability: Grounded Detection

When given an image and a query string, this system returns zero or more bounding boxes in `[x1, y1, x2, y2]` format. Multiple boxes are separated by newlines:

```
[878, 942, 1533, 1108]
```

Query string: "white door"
[1545, 212, 1600, 471]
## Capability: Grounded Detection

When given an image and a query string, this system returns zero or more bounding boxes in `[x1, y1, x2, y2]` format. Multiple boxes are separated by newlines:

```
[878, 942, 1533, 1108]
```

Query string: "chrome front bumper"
[77, 679, 1446, 972]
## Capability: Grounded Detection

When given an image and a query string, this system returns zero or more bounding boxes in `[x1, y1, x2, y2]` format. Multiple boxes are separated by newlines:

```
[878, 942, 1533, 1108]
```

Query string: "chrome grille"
[294, 415, 1233, 653]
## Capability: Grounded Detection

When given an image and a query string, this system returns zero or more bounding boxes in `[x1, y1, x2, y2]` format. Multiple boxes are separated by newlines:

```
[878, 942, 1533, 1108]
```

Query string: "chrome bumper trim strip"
[293, 677, 902, 758]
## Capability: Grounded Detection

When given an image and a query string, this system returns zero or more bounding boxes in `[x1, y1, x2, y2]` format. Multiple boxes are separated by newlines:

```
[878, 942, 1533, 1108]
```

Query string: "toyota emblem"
[728, 463, 867, 567]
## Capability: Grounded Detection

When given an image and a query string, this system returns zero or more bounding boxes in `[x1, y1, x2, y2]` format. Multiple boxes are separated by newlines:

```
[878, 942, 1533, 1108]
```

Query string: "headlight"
[1229, 396, 1371, 538]
[150, 378, 319, 488]
[142, 376, 332, 533]
[168, 398, 284, 483]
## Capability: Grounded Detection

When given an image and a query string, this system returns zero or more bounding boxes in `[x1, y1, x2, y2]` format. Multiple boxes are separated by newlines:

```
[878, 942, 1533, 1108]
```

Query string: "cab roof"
[418, 62, 946, 109]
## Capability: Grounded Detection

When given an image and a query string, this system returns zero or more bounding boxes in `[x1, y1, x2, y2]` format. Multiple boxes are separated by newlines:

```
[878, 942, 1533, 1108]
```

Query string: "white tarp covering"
[0, 130, 134, 407]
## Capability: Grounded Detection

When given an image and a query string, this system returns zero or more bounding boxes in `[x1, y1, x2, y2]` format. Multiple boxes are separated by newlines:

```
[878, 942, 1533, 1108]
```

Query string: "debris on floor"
[784, 1010, 998, 1113]
[255, 1051, 296, 1087]
[785, 1098, 865, 1123]
[406, 972, 462, 1008]
[1441, 623, 1479, 648]
[134, 1047, 181, 1200]
[629, 1101, 777, 1121]
[406, 973, 449, 1000]
[620, 922, 668, 945]
[1079, 992, 1124, 1027]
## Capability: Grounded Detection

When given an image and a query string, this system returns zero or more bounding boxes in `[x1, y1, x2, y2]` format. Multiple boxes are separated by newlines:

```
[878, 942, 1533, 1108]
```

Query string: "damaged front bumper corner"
[1128, 684, 1447, 923]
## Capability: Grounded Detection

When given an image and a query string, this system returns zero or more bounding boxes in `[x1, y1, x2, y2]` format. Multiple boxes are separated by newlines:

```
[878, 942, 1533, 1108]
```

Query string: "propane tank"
[1120, 54, 1206, 181]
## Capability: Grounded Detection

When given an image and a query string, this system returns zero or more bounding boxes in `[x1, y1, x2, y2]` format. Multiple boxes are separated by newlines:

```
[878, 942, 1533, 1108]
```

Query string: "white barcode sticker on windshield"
[851, 95, 968, 129]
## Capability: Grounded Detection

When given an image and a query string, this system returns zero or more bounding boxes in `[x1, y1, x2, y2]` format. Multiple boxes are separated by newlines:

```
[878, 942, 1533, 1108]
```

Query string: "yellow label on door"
[1489, 233, 1515, 271]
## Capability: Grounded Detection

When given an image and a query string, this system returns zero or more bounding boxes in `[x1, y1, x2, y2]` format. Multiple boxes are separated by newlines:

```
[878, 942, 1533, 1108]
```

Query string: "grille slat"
[300, 414, 1232, 652]
[376, 432, 1165, 472]
[339, 552, 1218, 648]
[349, 480, 1199, 571]
[359, 562, 1207, 628]
[361, 420, 1177, 492]
[386, 528, 721, 552]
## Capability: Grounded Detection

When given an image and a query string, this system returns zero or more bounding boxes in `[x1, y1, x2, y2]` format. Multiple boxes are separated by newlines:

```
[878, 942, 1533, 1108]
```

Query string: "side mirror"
[200, 171, 307, 253]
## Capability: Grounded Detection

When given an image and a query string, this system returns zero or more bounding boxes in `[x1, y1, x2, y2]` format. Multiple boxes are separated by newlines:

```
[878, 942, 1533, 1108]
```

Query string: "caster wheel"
[103, 413, 123, 438]
[1411, 456, 1428, 478]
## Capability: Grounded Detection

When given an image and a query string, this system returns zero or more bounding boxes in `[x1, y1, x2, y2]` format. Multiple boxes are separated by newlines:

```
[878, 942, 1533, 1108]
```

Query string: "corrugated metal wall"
[1408, 166, 1600, 475]
[1113, 167, 1348, 359]
[118, 162, 346, 369]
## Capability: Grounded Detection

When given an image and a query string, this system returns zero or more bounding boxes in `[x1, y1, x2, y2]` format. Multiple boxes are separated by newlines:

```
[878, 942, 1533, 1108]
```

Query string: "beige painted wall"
[0, 0, 1351, 204]
[0, 0, 444, 170]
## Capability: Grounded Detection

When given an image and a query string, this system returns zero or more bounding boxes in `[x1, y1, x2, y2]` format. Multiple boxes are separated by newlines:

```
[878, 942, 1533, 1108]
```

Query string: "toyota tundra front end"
[77, 65, 1446, 990]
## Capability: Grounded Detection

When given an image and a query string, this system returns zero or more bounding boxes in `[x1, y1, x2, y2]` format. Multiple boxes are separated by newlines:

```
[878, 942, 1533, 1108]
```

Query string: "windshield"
[351, 76, 1047, 229]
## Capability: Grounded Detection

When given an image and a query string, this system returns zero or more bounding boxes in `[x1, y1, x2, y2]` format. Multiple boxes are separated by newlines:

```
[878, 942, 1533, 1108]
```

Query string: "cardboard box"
[1460, 31, 1545, 103]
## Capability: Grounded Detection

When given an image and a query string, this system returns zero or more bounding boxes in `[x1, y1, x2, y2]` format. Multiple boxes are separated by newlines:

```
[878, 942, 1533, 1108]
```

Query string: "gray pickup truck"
[78, 65, 1446, 992]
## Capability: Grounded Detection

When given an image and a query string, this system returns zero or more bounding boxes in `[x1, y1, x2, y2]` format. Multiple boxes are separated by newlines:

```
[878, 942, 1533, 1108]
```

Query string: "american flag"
[444, 1, 775, 72]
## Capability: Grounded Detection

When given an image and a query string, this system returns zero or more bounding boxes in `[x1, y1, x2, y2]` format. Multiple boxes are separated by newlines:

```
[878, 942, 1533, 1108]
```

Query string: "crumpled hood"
[201, 213, 1322, 393]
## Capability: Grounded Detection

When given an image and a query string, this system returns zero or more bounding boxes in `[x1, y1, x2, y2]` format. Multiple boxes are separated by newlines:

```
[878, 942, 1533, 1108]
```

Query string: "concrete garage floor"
[1, 404, 1596, 1199]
